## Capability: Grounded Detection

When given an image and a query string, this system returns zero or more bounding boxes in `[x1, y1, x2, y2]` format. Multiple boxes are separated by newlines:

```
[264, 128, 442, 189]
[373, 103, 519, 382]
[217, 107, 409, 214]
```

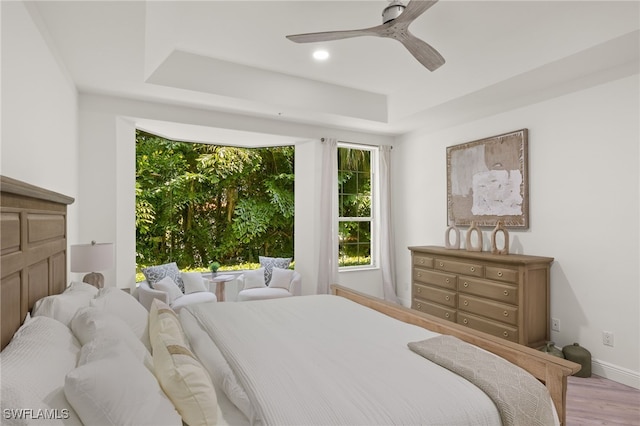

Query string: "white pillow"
[91, 287, 151, 351]
[268, 267, 294, 290]
[181, 272, 208, 294]
[242, 268, 266, 289]
[154, 276, 184, 303]
[78, 336, 153, 373]
[0, 316, 82, 426]
[32, 282, 98, 326]
[153, 335, 218, 426]
[65, 344, 181, 426]
[71, 307, 153, 372]
[181, 309, 253, 420]
[149, 299, 187, 348]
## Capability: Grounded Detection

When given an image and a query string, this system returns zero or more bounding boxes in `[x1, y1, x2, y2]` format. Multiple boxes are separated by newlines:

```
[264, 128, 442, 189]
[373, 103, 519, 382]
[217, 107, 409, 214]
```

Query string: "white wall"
[1, 2, 80, 245]
[78, 94, 393, 295]
[393, 74, 639, 388]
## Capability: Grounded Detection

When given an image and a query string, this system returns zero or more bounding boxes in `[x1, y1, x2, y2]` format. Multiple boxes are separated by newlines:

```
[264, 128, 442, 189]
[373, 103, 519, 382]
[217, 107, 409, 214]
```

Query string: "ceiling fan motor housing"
[382, 1, 406, 23]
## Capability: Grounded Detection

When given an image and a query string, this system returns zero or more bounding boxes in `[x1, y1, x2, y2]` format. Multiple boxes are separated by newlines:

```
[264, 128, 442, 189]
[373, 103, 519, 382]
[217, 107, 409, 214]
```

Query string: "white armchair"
[237, 269, 301, 301]
[137, 280, 216, 312]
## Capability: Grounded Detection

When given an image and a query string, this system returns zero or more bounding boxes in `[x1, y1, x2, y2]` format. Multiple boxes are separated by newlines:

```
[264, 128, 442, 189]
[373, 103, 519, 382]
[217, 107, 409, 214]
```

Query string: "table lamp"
[70, 241, 114, 288]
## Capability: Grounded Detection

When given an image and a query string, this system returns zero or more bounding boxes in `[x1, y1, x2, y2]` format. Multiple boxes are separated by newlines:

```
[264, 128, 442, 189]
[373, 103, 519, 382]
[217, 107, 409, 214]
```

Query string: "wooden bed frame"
[0, 175, 74, 350]
[332, 284, 580, 426]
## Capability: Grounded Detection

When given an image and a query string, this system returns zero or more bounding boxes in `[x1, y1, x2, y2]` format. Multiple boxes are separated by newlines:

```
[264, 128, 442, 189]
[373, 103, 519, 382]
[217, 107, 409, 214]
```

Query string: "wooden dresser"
[409, 246, 553, 348]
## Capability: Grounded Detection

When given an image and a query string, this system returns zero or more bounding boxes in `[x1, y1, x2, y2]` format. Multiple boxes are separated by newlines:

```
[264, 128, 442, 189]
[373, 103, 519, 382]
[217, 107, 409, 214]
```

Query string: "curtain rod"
[321, 138, 392, 149]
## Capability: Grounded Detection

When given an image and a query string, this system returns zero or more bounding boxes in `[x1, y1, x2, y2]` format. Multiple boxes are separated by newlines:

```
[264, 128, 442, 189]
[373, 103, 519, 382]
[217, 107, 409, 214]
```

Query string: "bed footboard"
[331, 284, 580, 426]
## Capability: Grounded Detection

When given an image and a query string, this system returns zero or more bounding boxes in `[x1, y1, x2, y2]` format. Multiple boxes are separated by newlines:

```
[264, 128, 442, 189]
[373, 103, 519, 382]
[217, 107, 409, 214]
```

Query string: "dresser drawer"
[414, 283, 456, 308]
[458, 312, 519, 343]
[414, 268, 456, 290]
[458, 277, 518, 305]
[412, 299, 456, 322]
[434, 258, 484, 277]
[485, 266, 519, 284]
[413, 254, 434, 269]
[459, 294, 518, 326]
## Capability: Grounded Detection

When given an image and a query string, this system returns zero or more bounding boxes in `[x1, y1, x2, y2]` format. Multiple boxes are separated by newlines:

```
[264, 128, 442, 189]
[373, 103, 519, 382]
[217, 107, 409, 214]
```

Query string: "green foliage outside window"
[135, 130, 294, 272]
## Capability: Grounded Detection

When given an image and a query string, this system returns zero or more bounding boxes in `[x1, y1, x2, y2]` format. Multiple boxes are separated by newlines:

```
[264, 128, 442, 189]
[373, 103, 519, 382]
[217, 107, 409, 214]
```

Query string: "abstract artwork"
[447, 129, 528, 228]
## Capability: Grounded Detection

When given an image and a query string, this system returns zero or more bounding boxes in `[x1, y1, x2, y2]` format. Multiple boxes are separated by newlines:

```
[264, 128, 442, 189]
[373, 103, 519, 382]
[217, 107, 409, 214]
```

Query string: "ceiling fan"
[286, 0, 445, 72]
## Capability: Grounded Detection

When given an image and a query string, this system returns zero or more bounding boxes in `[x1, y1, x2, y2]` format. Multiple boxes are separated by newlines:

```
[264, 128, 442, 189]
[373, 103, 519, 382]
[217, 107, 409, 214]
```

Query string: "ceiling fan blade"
[397, 31, 445, 71]
[395, 0, 439, 24]
[286, 24, 385, 43]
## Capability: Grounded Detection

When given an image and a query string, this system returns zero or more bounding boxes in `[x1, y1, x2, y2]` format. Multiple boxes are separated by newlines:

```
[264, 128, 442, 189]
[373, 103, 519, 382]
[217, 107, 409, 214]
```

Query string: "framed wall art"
[447, 129, 529, 228]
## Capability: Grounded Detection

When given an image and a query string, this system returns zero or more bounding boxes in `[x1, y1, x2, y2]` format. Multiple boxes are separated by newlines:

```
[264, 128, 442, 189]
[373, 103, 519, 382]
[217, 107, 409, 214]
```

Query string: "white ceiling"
[32, 1, 640, 140]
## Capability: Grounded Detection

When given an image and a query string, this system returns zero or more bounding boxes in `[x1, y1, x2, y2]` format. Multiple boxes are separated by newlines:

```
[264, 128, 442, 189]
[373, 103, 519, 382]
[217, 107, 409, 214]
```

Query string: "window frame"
[337, 142, 379, 271]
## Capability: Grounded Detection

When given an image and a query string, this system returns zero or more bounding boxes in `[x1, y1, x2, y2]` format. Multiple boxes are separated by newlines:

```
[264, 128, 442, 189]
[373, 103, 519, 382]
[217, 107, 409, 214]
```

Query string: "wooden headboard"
[0, 176, 74, 350]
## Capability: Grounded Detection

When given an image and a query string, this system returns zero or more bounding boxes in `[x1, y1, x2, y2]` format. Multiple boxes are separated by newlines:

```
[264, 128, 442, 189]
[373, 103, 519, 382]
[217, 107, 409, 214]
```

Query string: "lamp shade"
[70, 242, 114, 273]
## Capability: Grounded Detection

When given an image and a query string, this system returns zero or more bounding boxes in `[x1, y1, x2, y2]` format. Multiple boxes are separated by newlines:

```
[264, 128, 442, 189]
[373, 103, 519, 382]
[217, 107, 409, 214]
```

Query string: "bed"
[181, 288, 580, 426]
[0, 176, 580, 426]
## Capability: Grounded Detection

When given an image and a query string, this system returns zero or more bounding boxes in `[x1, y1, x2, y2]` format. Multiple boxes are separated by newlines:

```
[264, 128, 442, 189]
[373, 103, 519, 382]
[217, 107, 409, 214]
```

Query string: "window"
[135, 130, 294, 272]
[338, 143, 378, 268]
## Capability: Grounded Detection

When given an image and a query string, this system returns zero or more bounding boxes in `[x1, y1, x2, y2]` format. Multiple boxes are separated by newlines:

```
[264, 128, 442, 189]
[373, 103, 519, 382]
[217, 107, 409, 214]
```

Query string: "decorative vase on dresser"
[409, 245, 554, 348]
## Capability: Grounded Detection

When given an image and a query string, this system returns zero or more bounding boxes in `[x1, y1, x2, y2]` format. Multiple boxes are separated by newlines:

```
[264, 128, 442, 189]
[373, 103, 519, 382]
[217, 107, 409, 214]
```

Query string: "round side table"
[207, 274, 235, 302]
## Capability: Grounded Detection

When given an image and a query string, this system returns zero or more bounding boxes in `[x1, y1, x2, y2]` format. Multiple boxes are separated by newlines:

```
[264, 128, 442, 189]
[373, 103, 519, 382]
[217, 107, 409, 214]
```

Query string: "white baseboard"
[592, 358, 640, 390]
[393, 300, 640, 390]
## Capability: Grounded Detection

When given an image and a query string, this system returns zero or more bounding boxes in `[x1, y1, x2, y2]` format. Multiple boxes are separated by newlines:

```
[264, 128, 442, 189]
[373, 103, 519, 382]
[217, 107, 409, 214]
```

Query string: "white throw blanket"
[185, 295, 503, 425]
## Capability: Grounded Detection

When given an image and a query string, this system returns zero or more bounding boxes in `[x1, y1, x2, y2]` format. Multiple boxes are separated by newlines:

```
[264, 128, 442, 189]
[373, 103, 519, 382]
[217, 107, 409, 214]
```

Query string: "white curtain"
[379, 145, 398, 303]
[317, 138, 339, 294]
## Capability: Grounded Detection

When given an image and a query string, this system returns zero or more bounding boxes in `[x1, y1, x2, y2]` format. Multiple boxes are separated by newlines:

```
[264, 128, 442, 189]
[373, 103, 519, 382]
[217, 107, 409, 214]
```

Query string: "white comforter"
[183, 295, 503, 425]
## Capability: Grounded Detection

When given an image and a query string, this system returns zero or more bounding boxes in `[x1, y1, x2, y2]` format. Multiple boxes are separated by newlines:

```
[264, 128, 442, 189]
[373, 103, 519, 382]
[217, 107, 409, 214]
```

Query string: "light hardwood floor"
[566, 375, 640, 425]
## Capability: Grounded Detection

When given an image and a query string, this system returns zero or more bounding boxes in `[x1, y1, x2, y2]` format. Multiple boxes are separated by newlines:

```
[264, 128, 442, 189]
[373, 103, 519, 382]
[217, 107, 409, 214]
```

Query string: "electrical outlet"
[603, 331, 614, 347]
[551, 318, 560, 332]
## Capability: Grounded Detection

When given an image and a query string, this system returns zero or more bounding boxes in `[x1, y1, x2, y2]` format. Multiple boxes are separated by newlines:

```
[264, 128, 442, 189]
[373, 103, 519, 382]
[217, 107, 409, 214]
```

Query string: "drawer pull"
[497, 271, 503, 277]
[417, 272, 422, 277]
[445, 278, 450, 283]
[445, 295, 450, 301]
[503, 290, 509, 296]
[439, 262, 444, 267]
[463, 300, 469, 306]
[419, 259, 425, 264]
[470, 267, 475, 272]
[503, 331, 509, 337]
[463, 319, 468, 324]
[503, 311, 509, 317]
[463, 282, 469, 288]
[445, 313, 450, 318]
[417, 303, 422, 309]
[417, 288, 422, 293]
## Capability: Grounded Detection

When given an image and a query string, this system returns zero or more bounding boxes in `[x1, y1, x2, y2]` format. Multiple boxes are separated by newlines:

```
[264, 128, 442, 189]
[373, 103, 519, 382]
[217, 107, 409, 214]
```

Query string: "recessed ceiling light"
[313, 50, 329, 61]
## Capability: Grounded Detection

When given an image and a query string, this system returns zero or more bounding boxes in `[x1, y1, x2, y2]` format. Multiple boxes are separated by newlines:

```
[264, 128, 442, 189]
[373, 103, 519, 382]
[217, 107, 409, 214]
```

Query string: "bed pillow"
[242, 268, 267, 289]
[153, 335, 218, 426]
[142, 262, 185, 293]
[181, 272, 208, 294]
[0, 315, 82, 426]
[31, 281, 98, 326]
[78, 336, 153, 372]
[149, 299, 187, 347]
[181, 309, 253, 420]
[65, 341, 181, 426]
[268, 267, 294, 290]
[153, 276, 185, 304]
[91, 287, 151, 351]
[259, 256, 292, 285]
[70, 307, 153, 371]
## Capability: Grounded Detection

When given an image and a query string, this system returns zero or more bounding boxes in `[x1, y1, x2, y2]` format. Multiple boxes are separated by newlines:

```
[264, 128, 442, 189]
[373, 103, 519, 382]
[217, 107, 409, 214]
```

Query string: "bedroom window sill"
[339, 266, 379, 273]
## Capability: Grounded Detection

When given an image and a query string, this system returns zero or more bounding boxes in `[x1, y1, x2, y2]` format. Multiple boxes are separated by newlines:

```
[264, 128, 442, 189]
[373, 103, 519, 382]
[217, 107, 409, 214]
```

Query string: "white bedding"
[182, 295, 504, 425]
